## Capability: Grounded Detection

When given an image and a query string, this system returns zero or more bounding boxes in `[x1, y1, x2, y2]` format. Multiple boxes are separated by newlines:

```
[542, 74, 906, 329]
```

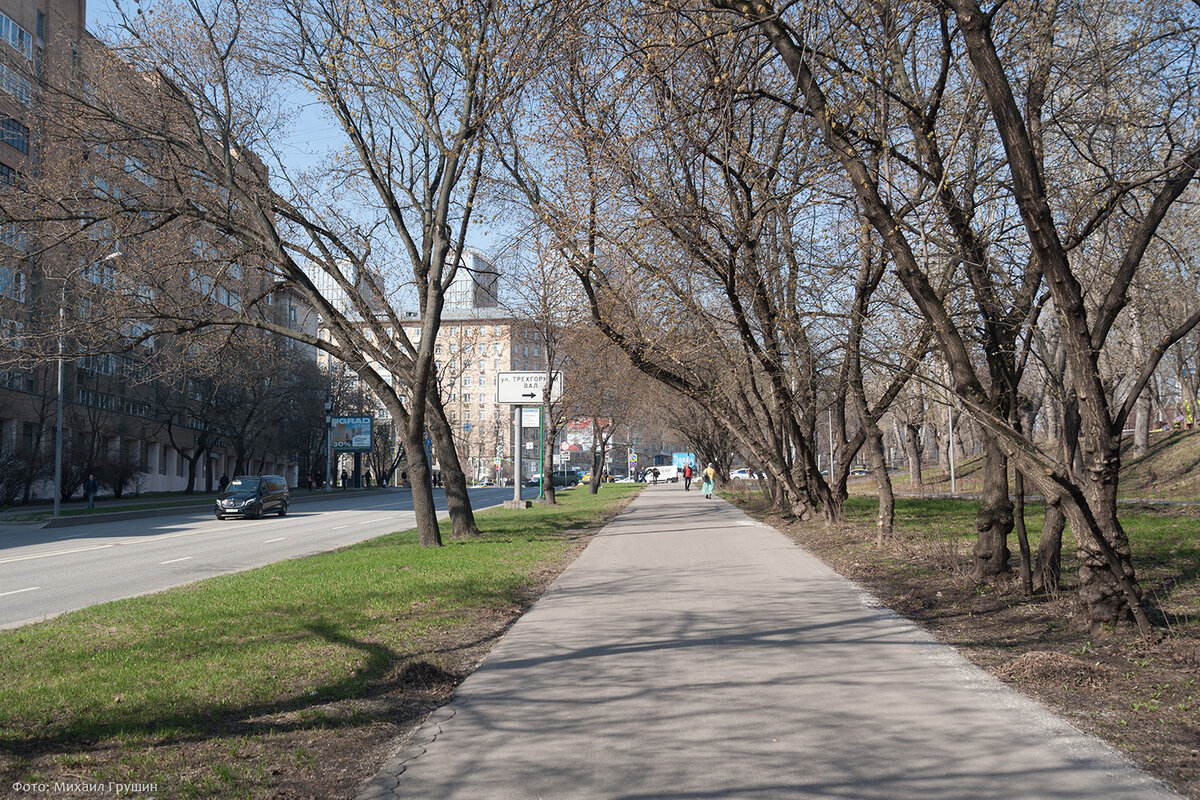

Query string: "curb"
[33, 488, 409, 529]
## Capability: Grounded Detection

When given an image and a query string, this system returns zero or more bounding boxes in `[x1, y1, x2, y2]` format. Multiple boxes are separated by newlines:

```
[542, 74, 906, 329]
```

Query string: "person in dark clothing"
[340, 469, 349, 489]
[83, 473, 99, 509]
[218, 474, 230, 493]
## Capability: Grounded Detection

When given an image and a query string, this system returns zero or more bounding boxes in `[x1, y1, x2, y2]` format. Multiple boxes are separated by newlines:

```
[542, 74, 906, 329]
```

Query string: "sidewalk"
[358, 484, 1180, 800]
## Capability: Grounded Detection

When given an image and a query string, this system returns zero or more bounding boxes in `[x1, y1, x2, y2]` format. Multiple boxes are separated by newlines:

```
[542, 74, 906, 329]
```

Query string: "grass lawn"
[0, 484, 640, 799]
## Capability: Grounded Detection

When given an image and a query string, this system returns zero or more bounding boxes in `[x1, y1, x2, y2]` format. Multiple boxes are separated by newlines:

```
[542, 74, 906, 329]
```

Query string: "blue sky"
[84, 0, 509, 290]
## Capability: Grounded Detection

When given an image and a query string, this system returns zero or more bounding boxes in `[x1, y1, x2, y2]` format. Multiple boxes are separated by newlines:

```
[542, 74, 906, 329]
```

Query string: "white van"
[649, 465, 679, 483]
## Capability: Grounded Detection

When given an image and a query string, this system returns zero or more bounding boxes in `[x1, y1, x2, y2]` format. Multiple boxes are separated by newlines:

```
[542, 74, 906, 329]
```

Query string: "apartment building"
[0, 0, 315, 501]
[406, 309, 548, 482]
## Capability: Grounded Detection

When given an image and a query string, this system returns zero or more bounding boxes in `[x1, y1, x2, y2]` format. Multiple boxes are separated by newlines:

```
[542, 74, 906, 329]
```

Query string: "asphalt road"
[0, 486, 535, 629]
[359, 484, 1180, 800]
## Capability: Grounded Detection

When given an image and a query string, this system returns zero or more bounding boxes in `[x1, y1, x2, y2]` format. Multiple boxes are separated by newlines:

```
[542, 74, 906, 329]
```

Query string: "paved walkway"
[358, 485, 1180, 800]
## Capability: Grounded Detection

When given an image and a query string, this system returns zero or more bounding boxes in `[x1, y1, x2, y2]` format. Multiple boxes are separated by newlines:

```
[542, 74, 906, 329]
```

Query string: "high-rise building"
[445, 249, 499, 311]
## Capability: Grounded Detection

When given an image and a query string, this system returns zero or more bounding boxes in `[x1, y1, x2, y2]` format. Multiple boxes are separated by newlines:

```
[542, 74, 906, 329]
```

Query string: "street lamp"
[53, 252, 121, 517]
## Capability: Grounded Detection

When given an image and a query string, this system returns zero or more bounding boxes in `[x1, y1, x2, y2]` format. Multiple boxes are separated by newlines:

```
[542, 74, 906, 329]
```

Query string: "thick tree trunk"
[904, 423, 923, 489]
[1035, 499, 1065, 594]
[404, 425, 442, 547]
[973, 438, 1012, 581]
[426, 397, 482, 538]
[1071, 463, 1147, 631]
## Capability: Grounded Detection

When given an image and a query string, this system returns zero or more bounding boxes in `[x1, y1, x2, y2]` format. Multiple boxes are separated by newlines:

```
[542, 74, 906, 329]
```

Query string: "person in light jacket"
[701, 463, 716, 499]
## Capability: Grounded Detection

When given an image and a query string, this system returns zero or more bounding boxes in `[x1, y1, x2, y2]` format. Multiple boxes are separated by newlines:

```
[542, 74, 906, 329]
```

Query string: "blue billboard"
[672, 452, 696, 468]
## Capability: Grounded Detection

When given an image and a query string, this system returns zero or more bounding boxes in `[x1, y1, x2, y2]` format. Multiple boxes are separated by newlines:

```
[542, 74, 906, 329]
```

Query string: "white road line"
[0, 587, 39, 597]
[358, 517, 391, 525]
[160, 556, 193, 565]
[264, 537, 286, 543]
[332, 525, 348, 529]
[0, 544, 115, 564]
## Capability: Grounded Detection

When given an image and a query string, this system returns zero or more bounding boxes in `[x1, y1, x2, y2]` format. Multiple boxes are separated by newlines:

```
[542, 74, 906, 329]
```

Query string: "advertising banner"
[672, 452, 696, 468]
[331, 416, 373, 452]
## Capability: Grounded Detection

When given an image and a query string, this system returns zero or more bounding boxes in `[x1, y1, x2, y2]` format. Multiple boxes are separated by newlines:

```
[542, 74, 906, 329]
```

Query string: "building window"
[0, 266, 25, 301]
[0, 12, 33, 59]
[0, 61, 33, 106]
[0, 116, 27, 153]
[0, 162, 14, 186]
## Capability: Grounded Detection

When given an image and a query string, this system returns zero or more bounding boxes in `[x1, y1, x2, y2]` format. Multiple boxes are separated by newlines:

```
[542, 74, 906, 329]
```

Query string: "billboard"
[672, 452, 696, 468]
[331, 416, 373, 452]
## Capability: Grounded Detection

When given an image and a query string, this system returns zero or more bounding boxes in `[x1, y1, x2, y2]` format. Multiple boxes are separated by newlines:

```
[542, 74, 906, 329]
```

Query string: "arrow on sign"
[521, 392, 537, 399]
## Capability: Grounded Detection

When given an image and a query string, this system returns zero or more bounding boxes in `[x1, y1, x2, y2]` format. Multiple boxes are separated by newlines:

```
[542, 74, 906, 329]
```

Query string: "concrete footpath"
[357, 485, 1180, 800]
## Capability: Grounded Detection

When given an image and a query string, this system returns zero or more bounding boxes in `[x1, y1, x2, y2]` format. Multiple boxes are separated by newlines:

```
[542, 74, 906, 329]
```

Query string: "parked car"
[215, 475, 289, 520]
[730, 468, 754, 480]
[849, 468, 871, 477]
[547, 469, 580, 487]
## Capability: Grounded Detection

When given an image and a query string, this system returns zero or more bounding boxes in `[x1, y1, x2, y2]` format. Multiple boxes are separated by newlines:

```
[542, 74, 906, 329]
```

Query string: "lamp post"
[53, 252, 121, 516]
[52, 304, 64, 518]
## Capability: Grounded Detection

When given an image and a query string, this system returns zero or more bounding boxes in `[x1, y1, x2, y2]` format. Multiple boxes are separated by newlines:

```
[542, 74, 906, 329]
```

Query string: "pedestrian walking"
[365, 470, 373, 488]
[682, 463, 693, 491]
[218, 473, 230, 493]
[701, 463, 716, 499]
[83, 473, 99, 509]
[340, 469, 349, 489]
[650, 467, 660, 485]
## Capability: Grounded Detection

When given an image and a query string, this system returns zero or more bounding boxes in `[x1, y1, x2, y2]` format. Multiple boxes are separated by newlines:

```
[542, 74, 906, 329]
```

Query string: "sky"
[83, 0, 508, 301]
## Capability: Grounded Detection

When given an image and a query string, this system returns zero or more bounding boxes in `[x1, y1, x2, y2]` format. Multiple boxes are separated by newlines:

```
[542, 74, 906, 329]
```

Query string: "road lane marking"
[264, 537, 286, 543]
[0, 587, 39, 597]
[0, 544, 115, 564]
[358, 518, 391, 525]
[332, 525, 348, 529]
[160, 556, 193, 565]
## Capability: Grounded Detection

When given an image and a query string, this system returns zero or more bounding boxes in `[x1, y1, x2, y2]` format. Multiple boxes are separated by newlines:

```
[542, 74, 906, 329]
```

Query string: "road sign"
[497, 371, 563, 404]
[521, 407, 541, 427]
[627, 451, 637, 467]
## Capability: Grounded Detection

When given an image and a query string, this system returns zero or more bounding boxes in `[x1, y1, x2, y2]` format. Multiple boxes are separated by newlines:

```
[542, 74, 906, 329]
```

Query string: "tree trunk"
[1068, 496, 1144, 630]
[858, 412, 894, 545]
[1035, 498, 1064, 594]
[542, 455, 557, 504]
[973, 438, 1012, 581]
[1133, 392, 1150, 457]
[904, 423, 923, 489]
[1013, 469, 1033, 596]
[426, 397, 482, 538]
[404, 424, 442, 547]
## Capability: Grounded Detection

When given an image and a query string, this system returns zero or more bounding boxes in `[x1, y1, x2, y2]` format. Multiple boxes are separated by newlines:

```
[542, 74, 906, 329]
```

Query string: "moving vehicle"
[215, 475, 289, 520]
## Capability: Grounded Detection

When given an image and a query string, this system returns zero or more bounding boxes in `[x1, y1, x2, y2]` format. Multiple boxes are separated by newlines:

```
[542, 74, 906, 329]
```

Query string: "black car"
[215, 475, 289, 520]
